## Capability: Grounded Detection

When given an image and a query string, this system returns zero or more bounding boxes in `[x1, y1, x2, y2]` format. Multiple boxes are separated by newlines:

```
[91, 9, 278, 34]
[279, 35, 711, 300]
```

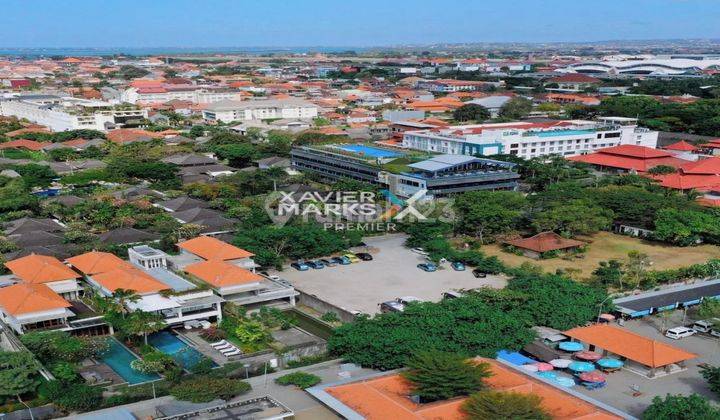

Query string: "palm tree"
[125, 311, 166, 344]
[112, 288, 141, 318]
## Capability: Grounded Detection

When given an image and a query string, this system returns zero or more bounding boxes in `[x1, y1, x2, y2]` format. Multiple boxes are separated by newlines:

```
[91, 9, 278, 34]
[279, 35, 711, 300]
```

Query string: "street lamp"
[597, 295, 614, 324]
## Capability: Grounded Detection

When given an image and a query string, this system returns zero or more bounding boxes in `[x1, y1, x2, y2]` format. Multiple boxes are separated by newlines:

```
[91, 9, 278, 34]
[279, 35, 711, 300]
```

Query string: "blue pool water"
[536, 130, 594, 137]
[148, 331, 216, 370]
[337, 144, 403, 158]
[99, 338, 160, 384]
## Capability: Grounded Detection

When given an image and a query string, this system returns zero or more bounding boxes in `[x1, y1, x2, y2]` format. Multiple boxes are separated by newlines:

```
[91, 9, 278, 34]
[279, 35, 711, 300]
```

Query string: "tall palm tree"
[125, 311, 166, 344]
[112, 288, 141, 318]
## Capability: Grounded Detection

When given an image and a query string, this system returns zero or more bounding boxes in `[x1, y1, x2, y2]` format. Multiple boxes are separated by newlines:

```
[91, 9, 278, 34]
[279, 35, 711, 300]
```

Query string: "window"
[605, 132, 621, 138]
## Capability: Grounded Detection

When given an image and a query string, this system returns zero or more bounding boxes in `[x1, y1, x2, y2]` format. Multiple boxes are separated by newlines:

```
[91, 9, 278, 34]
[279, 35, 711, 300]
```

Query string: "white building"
[202, 99, 318, 123]
[121, 86, 246, 104]
[402, 117, 658, 159]
[0, 94, 147, 131]
[559, 56, 720, 75]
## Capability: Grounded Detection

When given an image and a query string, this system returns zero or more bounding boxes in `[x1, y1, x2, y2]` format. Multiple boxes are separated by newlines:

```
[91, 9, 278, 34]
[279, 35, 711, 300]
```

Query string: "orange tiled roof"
[177, 236, 254, 261]
[91, 266, 169, 294]
[184, 260, 262, 288]
[6, 254, 79, 283]
[0, 283, 71, 316]
[325, 358, 622, 420]
[663, 140, 697, 152]
[66, 251, 133, 276]
[505, 232, 585, 253]
[0, 139, 51, 151]
[106, 129, 163, 144]
[564, 324, 697, 368]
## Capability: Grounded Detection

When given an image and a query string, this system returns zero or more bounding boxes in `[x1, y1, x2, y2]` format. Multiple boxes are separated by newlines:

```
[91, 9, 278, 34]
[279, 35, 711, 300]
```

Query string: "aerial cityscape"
[3, 1, 720, 419]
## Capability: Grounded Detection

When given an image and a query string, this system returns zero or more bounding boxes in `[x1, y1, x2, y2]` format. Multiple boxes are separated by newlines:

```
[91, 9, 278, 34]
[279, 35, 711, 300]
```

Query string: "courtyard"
[482, 231, 720, 277]
[275, 233, 507, 315]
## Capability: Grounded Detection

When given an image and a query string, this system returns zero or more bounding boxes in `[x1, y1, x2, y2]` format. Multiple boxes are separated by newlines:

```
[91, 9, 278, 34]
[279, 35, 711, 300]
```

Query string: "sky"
[2, 0, 720, 48]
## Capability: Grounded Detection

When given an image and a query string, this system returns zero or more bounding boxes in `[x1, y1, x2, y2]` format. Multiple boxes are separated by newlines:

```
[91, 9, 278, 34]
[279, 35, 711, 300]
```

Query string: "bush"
[41, 381, 102, 412]
[286, 353, 332, 369]
[462, 390, 551, 420]
[275, 372, 322, 389]
[170, 377, 251, 403]
[320, 312, 340, 323]
[189, 358, 215, 375]
[199, 326, 226, 342]
[402, 351, 492, 402]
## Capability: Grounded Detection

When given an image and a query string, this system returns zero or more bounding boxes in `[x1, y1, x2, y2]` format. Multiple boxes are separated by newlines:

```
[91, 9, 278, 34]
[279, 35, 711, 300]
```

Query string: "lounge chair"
[215, 343, 234, 351]
[223, 349, 241, 357]
[210, 340, 228, 348]
[220, 345, 239, 354]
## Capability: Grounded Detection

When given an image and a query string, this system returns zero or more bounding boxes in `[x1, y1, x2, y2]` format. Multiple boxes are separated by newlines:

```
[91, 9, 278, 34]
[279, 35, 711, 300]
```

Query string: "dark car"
[320, 258, 336, 267]
[291, 261, 310, 271]
[356, 252, 373, 261]
[472, 268, 487, 278]
[306, 260, 325, 269]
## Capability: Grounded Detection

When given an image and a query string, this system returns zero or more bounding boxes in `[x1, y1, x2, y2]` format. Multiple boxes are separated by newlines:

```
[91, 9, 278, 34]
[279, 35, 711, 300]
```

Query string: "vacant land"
[483, 231, 720, 277]
[277, 234, 506, 314]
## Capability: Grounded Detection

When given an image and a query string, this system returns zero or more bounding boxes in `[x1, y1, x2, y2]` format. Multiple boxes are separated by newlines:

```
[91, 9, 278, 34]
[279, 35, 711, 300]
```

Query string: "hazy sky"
[2, 0, 719, 47]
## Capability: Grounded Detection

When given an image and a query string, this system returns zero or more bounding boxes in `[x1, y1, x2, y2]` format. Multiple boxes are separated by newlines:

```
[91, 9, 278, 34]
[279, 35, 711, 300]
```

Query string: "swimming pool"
[337, 144, 403, 158]
[148, 331, 215, 370]
[99, 338, 160, 385]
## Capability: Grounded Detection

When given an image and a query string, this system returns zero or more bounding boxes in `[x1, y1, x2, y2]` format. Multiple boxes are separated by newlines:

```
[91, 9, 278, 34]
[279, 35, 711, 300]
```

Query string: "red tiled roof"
[0, 283, 71, 316]
[568, 145, 688, 173]
[664, 140, 697, 152]
[6, 254, 79, 283]
[505, 232, 585, 253]
[0, 139, 51, 151]
[678, 157, 720, 175]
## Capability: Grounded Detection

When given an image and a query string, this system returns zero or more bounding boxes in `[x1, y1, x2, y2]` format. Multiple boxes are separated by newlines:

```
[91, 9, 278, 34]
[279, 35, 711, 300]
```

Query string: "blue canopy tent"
[496, 350, 535, 366]
[568, 361, 595, 373]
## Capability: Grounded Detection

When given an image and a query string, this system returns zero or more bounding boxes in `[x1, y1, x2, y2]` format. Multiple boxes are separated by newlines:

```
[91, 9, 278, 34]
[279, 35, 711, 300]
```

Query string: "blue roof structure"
[496, 350, 536, 366]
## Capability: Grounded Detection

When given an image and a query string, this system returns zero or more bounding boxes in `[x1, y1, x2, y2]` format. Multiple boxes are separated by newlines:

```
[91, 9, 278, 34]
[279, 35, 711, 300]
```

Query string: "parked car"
[417, 263, 437, 272]
[331, 256, 351, 265]
[379, 301, 405, 313]
[344, 253, 361, 263]
[411, 247, 429, 256]
[443, 291, 465, 300]
[692, 319, 720, 337]
[306, 260, 325, 269]
[291, 261, 310, 271]
[356, 252, 373, 261]
[320, 258, 336, 267]
[451, 261, 466, 271]
[396, 296, 423, 305]
[472, 268, 487, 278]
[665, 326, 696, 340]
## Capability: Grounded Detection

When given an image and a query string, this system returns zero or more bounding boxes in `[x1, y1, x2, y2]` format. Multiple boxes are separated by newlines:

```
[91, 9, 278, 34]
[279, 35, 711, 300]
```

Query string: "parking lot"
[573, 313, 720, 417]
[275, 233, 507, 315]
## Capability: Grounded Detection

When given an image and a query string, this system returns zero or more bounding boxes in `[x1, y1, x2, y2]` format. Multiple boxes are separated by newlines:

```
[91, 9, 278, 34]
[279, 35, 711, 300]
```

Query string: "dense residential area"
[4, 3, 720, 420]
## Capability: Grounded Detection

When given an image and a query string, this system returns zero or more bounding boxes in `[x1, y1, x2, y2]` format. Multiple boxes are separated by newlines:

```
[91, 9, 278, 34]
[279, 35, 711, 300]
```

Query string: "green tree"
[462, 390, 551, 420]
[700, 364, 720, 398]
[214, 143, 258, 168]
[599, 95, 662, 119]
[625, 251, 651, 288]
[643, 394, 720, 420]
[532, 199, 612, 236]
[402, 351, 492, 402]
[110, 288, 141, 318]
[654, 208, 720, 246]
[124, 311, 167, 344]
[592, 260, 624, 289]
[170, 377, 251, 403]
[454, 191, 527, 244]
[0, 351, 41, 401]
[453, 104, 491, 122]
[697, 299, 720, 319]
[498, 97, 533, 119]
[275, 372, 322, 389]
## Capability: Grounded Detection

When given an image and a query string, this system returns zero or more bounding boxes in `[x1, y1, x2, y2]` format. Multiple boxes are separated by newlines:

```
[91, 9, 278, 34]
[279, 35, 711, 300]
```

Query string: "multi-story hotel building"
[401, 117, 658, 159]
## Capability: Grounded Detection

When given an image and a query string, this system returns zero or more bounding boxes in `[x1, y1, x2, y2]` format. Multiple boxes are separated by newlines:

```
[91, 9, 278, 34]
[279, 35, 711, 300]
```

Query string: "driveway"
[276, 233, 507, 314]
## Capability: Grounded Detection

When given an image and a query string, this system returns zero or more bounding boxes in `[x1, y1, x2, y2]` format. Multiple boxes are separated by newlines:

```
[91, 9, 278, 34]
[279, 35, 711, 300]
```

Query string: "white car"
[665, 327, 696, 340]
[411, 247, 429, 256]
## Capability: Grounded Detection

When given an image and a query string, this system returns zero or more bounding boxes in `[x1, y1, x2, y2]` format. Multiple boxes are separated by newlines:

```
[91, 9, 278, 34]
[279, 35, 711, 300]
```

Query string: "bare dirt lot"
[482, 231, 720, 277]
[276, 233, 506, 314]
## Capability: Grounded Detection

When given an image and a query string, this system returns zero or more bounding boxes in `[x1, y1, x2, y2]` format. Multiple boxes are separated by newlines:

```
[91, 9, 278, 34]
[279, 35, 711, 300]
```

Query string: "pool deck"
[177, 329, 235, 365]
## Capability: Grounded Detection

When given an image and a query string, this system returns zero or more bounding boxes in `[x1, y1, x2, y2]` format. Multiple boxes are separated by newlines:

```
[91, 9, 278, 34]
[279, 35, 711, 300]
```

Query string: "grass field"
[482, 231, 720, 277]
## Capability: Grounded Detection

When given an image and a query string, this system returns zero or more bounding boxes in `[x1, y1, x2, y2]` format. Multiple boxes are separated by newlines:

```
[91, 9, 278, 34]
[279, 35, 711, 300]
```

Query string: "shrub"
[200, 326, 226, 342]
[189, 358, 215, 375]
[275, 372, 322, 389]
[402, 351, 492, 402]
[462, 390, 551, 420]
[170, 377, 251, 403]
[41, 381, 102, 412]
[320, 312, 340, 323]
[286, 353, 332, 369]
[49, 361, 78, 383]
